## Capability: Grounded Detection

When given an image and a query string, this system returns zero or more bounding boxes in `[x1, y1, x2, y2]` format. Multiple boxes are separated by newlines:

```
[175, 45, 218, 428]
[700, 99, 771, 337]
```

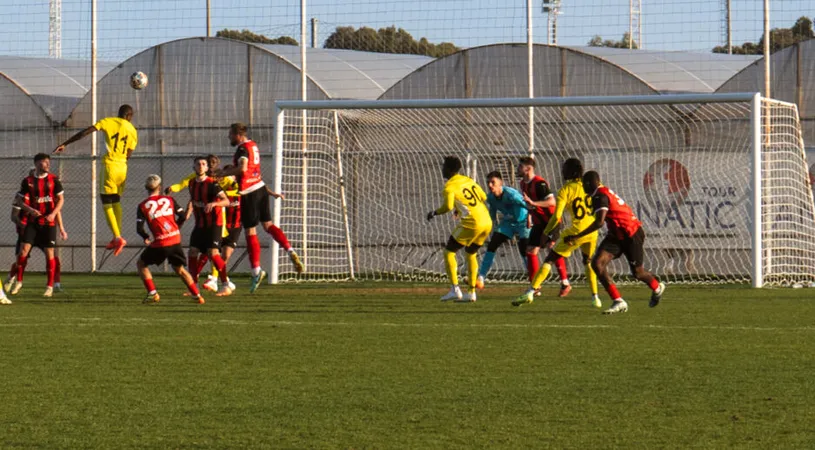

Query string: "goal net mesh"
[274, 97, 815, 286]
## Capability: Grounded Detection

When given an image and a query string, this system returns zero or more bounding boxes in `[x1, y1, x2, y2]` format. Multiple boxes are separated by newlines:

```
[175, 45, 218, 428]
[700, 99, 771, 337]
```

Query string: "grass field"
[1, 274, 814, 448]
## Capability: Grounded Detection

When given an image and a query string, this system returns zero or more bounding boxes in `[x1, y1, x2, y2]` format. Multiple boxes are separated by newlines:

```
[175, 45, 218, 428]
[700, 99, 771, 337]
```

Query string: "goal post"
[270, 93, 815, 288]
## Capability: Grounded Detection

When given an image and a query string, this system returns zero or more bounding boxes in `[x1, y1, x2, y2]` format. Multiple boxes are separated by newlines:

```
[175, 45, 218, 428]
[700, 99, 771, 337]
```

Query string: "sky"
[0, 0, 810, 61]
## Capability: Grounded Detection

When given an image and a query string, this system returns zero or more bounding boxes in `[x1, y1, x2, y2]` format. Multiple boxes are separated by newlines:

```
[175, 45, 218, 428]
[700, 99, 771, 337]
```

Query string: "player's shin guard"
[264, 224, 291, 251]
[112, 202, 123, 237]
[532, 262, 552, 290]
[586, 262, 599, 296]
[188, 255, 199, 282]
[606, 283, 622, 301]
[184, 279, 200, 297]
[443, 250, 458, 286]
[246, 234, 261, 270]
[16, 254, 27, 282]
[103, 203, 121, 238]
[647, 278, 660, 291]
[478, 252, 496, 278]
[196, 255, 209, 279]
[466, 252, 478, 290]
[554, 257, 568, 283]
[526, 253, 540, 282]
[142, 277, 157, 294]
[46, 258, 55, 287]
[54, 257, 61, 283]
[210, 254, 228, 282]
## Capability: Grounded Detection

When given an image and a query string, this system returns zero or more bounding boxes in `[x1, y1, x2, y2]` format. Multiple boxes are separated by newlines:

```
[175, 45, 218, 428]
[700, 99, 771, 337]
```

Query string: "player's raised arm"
[165, 172, 196, 194]
[53, 126, 97, 154]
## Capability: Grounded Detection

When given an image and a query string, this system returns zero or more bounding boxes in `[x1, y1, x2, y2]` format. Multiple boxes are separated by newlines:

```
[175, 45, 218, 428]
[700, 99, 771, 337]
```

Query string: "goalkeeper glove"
[426, 211, 436, 221]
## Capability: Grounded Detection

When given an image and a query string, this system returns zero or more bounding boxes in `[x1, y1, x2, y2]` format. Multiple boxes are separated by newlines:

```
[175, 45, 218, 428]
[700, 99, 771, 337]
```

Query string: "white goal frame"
[271, 92, 813, 288]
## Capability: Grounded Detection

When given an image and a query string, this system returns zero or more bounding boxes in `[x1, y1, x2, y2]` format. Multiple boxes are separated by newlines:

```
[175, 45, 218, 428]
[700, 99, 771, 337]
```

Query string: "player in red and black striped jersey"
[565, 171, 665, 314]
[186, 156, 232, 297]
[517, 156, 569, 289]
[136, 174, 204, 304]
[6, 186, 67, 297]
[12, 154, 65, 298]
[217, 122, 303, 293]
[218, 166, 243, 272]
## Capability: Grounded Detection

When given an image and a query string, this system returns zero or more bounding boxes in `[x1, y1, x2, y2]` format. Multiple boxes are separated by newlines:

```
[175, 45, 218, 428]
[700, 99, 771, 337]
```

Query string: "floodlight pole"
[206, 0, 211, 37]
[527, 0, 535, 156]
[90, 0, 98, 271]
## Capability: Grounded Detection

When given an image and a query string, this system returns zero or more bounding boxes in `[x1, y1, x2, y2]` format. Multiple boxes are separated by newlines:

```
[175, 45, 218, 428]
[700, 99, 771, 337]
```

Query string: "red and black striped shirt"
[17, 173, 63, 226]
[189, 177, 224, 228]
[225, 193, 241, 229]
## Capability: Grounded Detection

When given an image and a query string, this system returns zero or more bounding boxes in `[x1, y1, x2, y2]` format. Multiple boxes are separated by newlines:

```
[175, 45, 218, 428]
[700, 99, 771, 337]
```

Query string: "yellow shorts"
[552, 230, 598, 259]
[451, 222, 492, 248]
[102, 163, 127, 196]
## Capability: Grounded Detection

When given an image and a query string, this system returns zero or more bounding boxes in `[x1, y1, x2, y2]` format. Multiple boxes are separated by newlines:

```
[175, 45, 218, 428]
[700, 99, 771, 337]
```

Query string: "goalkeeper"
[475, 170, 530, 290]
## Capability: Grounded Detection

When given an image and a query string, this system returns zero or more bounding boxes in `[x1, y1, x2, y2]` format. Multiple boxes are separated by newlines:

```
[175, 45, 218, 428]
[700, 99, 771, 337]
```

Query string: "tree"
[713, 16, 813, 54]
[587, 32, 638, 49]
[216, 29, 298, 46]
[324, 25, 459, 57]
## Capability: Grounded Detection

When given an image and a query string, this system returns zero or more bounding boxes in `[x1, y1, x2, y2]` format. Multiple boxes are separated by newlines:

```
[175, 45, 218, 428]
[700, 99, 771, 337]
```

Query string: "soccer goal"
[270, 93, 815, 288]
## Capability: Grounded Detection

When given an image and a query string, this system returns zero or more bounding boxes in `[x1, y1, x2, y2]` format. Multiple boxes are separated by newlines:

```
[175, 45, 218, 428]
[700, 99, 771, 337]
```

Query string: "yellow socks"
[444, 250, 458, 286]
[532, 262, 552, 290]
[586, 262, 599, 296]
[103, 203, 121, 238]
[466, 252, 478, 290]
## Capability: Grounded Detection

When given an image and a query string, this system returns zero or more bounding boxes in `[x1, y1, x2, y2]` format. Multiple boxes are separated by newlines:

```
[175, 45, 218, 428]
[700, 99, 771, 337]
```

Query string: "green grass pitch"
[1, 274, 814, 448]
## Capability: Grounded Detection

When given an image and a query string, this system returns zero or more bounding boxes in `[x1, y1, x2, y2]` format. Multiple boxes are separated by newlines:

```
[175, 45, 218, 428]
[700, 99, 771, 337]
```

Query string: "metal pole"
[763, 0, 770, 99]
[90, 0, 97, 271]
[311, 18, 318, 48]
[629, 0, 633, 50]
[270, 107, 285, 283]
[300, 0, 308, 273]
[726, 0, 732, 54]
[206, 0, 211, 37]
[527, 0, 534, 156]
[333, 111, 355, 280]
[750, 93, 763, 288]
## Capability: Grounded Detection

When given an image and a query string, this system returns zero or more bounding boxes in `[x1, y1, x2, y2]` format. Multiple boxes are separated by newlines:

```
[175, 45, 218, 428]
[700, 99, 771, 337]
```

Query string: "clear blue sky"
[0, 0, 810, 60]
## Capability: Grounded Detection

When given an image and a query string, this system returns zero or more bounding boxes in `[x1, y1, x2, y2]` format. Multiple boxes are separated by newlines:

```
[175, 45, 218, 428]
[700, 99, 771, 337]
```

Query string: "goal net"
[271, 94, 815, 287]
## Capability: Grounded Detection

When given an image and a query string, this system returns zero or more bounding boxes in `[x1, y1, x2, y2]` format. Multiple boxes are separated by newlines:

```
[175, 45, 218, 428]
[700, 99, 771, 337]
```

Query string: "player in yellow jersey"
[54, 104, 137, 256]
[513, 158, 602, 308]
[427, 156, 492, 302]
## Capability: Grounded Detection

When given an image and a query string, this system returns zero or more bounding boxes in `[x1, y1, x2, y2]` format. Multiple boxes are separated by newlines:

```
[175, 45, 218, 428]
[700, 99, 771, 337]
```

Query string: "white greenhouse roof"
[566, 47, 760, 93]
[0, 56, 115, 123]
[256, 44, 433, 99]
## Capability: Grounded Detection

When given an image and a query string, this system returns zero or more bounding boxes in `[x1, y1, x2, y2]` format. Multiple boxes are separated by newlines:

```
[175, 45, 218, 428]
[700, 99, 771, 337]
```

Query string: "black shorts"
[598, 227, 646, 267]
[141, 244, 186, 267]
[221, 227, 242, 248]
[528, 223, 558, 248]
[190, 226, 222, 253]
[15, 235, 22, 254]
[22, 223, 57, 249]
[240, 187, 272, 228]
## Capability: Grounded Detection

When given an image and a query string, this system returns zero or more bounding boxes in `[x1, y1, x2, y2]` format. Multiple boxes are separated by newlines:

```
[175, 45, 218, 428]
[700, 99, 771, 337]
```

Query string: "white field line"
[0, 317, 814, 332]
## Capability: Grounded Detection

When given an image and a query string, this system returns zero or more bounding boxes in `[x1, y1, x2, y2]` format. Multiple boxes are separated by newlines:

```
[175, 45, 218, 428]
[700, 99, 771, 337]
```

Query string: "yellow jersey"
[435, 174, 490, 228]
[169, 172, 239, 196]
[544, 178, 597, 236]
[94, 117, 138, 165]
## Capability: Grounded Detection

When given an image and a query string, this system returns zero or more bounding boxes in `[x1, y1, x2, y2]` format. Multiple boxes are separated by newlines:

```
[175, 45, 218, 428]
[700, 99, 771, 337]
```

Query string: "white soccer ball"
[130, 71, 148, 90]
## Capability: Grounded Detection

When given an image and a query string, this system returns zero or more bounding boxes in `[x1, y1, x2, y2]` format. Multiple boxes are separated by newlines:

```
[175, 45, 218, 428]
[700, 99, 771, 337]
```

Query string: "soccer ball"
[130, 71, 148, 90]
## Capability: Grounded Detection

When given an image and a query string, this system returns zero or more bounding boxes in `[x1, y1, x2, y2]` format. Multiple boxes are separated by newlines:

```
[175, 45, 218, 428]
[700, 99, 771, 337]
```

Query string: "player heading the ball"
[54, 104, 138, 257]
